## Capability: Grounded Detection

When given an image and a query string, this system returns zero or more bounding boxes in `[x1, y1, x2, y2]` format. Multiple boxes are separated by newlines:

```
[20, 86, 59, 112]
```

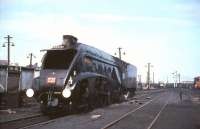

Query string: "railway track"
[20, 89, 164, 129]
[0, 89, 165, 129]
[0, 111, 70, 129]
[101, 91, 170, 129]
[0, 114, 48, 129]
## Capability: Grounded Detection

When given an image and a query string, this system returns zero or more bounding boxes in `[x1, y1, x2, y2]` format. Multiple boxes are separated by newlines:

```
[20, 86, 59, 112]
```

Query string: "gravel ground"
[0, 100, 40, 123]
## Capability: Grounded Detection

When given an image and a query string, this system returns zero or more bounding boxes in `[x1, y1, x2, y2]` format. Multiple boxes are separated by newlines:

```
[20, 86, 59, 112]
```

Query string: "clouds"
[81, 13, 198, 28]
[0, 12, 126, 66]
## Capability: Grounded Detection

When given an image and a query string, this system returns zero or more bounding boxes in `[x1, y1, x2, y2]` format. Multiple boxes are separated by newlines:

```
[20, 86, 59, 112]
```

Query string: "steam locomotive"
[26, 35, 137, 113]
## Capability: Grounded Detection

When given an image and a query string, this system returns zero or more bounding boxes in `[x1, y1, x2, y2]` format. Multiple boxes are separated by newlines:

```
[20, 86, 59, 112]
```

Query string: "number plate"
[47, 77, 56, 84]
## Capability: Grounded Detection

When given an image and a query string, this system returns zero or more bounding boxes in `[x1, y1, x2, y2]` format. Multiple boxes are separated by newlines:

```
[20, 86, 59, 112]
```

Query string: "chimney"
[62, 35, 78, 48]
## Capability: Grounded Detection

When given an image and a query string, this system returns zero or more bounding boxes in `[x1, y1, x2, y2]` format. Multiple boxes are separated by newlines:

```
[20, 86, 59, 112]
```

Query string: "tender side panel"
[123, 64, 137, 89]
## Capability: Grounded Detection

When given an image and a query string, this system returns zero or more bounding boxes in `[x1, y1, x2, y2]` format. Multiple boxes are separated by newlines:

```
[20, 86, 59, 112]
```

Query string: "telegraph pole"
[118, 47, 122, 60]
[115, 47, 125, 60]
[146, 62, 153, 89]
[167, 76, 168, 84]
[27, 53, 36, 68]
[2, 35, 15, 66]
[115, 47, 125, 88]
[138, 74, 142, 89]
[153, 72, 155, 84]
[138, 74, 142, 83]
[178, 73, 181, 83]
[147, 63, 151, 89]
[178, 73, 181, 87]
[172, 71, 179, 88]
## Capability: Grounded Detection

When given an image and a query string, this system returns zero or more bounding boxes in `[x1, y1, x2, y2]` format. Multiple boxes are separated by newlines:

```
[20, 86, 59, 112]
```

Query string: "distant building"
[181, 81, 193, 88]
[0, 60, 8, 65]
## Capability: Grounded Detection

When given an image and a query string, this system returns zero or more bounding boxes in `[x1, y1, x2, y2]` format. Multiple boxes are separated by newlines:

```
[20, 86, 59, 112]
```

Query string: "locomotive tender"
[26, 35, 137, 113]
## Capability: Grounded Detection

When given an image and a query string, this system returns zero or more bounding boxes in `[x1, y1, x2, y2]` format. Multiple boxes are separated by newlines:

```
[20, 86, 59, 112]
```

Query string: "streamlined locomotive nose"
[39, 70, 68, 88]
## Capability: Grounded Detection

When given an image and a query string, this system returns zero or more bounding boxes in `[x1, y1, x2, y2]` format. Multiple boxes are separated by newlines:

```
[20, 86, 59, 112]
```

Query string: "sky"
[0, 0, 200, 83]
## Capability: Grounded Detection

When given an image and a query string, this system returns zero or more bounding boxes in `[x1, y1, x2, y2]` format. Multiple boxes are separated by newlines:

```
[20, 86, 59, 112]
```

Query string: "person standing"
[179, 89, 183, 101]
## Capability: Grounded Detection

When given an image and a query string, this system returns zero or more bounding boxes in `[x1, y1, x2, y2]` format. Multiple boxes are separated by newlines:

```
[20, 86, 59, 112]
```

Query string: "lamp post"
[172, 71, 180, 88]
[114, 47, 126, 88]
[27, 53, 36, 68]
[2, 35, 15, 66]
